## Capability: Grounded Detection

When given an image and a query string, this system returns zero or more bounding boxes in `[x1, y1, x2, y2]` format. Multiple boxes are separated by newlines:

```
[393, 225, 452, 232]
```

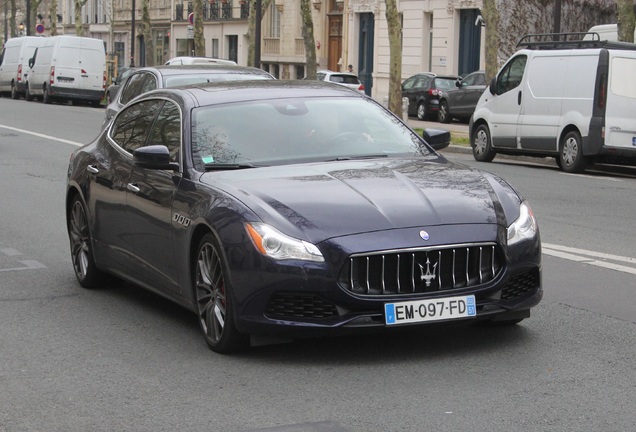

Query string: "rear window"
[329, 74, 360, 85]
[610, 57, 636, 98]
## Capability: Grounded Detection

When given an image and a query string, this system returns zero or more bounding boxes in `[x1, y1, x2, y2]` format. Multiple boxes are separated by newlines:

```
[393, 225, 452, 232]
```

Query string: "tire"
[472, 124, 496, 162]
[194, 233, 247, 353]
[559, 130, 588, 173]
[438, 100, 451, 123]
[43, 87, 52, 104]
[68, 195, 105, 288]
[417, 102, 426, 120]
[11, 84, 19, 100]
[25, 84, 34, 101]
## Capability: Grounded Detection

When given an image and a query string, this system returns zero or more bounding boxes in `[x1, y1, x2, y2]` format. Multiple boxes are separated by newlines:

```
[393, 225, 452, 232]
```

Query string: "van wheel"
[559, 131, 588, 173]
[25, 85, 34, 101]
[43, 87, 52, 104]
[10, 84, 19, 100]
[472, 124, 496, 162]
[438, 100, 451, 123]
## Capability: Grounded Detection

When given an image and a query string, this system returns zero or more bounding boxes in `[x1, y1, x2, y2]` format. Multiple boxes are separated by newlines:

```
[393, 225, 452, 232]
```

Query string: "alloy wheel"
[195, 242, 227, 344]
[70, 200, 91, 281]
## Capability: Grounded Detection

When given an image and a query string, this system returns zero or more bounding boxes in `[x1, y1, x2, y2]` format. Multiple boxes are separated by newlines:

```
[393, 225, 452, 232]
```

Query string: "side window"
[147, 101, 181, 163]
[110, 100, 163, 153]
[402, 76, 416, 90]
[140, 74, 158, 94]
[496, 55, 527, 95]
[462, 74, 477, 87]
[119, 73, 146, 104]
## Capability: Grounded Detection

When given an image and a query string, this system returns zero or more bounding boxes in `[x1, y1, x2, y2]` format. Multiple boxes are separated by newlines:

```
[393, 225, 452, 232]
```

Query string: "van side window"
[496, 55, 527, 95]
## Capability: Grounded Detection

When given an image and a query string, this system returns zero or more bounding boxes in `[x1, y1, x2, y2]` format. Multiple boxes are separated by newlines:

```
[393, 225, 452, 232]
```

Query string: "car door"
[125, 99, 183, 294]
[486, 55, 528, 149]
[454, 72, 485, 117]
[402, 75, 429, 116]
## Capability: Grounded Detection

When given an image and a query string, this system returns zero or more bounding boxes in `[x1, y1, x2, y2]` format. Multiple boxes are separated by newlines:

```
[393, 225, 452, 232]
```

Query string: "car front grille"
[340, 243, 503, 296]
[265, 293, 338, 319]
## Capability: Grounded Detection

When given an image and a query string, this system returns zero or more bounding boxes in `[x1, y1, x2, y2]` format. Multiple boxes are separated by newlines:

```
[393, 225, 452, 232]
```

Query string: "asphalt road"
[1, 98, 635, 432]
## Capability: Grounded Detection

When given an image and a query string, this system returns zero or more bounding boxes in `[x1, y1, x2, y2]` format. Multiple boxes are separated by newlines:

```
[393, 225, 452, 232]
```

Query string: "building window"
[270, 5, 281, 38]
[211, 39, 219, 58]
[295, 65, 305, 79]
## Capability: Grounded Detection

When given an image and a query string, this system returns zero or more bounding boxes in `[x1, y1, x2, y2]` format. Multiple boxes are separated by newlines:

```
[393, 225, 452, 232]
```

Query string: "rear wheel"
[25, 84, 34, 101]
[438, 100, 451, 123]
[194, 233, 247, 353]
[472, 124, 496, 162]
[43, 87, 52, 104]
[68, 195, 105, 288]
[10, 84, 19, 99]
[417, 102, 426, 120]
[559, 130, 588, 173]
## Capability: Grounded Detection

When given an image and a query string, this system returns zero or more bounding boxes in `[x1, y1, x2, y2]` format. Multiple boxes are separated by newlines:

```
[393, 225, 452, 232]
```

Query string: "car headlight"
[507, 201, 537, 246]
[245, 223, 324, 262]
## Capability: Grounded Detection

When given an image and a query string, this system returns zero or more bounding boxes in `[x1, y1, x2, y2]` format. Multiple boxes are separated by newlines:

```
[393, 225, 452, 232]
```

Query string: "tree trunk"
[300, 0, 317, 79]
[482, 0, 499, 82]
[142, 0, 154, 66]
[247, 0, 272, 67]
[49, 0, 58, 35]
[617, 0, 636, 43]
[74, 0, 88, 36]
[10, 0, 17, 37]
[385, 0, 402, 119]
[194, 0, 205, 56]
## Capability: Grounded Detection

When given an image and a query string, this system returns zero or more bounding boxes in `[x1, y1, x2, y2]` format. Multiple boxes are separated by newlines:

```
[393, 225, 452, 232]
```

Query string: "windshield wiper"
[204, 163, 260, 171]
[325, 154, 389, 161]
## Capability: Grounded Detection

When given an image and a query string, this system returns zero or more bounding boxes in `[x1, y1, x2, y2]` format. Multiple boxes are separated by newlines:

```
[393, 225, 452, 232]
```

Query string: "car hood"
[200, 158, 522, 243]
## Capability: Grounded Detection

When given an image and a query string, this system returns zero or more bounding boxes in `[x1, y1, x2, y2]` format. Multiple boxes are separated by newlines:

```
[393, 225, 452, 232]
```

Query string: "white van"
[583, 24, 636, 42]
[470, 34, 636, 172]
[0, 36, 49, 99]
[27, 35, 106, 105]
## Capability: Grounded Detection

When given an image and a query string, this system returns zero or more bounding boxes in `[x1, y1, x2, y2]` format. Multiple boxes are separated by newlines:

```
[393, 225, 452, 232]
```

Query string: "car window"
[147, 101, 181, 163]
[119, 73, 147, 105]
[496, 55, 527, 95]
[110, 100, 163, 154]
[462, 73, 477, 87]
[434, 78, 457, 90]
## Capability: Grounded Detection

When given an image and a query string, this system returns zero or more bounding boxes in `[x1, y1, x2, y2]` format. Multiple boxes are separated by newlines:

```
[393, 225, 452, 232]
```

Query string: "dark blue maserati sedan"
[66, 80, 542, 353]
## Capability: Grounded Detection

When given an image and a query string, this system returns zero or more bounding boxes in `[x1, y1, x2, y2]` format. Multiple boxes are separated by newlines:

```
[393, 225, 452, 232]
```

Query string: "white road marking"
[0, 260, 47, 272]
[543, 243, 636, 276]
[0, 124, 84, 147]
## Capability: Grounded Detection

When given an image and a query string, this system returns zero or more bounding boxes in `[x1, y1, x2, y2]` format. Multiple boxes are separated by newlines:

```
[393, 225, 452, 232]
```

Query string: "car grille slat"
[342, 243, 503, 296]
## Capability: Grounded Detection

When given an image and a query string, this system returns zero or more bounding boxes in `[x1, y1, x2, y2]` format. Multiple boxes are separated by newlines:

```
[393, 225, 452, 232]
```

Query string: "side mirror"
[422, 128, 450, 151]
[133, 145, 179, 171]
[455, 80, 461, 88]
[489, 77, 497, 95]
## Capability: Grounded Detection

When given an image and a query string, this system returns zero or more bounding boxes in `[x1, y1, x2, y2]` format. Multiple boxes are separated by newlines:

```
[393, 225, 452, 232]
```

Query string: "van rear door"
[78, 41, 105, 93]
[604, 54, 636, 150]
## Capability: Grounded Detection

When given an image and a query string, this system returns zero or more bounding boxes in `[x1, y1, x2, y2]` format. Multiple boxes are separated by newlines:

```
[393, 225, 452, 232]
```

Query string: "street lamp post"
[254, 0, 261, 68]
[130, 0, 136, 66]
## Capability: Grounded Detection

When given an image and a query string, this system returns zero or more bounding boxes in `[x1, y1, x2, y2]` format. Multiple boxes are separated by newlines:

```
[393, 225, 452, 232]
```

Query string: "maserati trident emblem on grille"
[418, 258, 438, 287]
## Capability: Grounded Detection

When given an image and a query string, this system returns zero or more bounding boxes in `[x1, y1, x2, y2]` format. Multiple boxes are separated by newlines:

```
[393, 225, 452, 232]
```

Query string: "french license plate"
[385, 295, 476, 326]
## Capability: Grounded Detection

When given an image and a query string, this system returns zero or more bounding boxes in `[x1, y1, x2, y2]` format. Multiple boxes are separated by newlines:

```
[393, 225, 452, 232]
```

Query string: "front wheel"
[194, 233, 247, 353]
[438, 100, 451, 123]
[25, 84, 34, 101]
[68, 195, 105, 288]
[416, 102, 427, 120]
[559, 130, 588, 173]
[472, 124, 496, 162]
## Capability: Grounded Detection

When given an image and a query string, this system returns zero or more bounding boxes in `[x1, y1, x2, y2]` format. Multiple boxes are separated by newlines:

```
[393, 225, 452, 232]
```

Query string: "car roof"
[144, 80, 366, 106]
[130, 65, 273, 77]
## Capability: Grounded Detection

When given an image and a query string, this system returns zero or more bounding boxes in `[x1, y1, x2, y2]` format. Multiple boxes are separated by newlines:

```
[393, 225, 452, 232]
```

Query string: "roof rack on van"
[517, 32, 636, 51]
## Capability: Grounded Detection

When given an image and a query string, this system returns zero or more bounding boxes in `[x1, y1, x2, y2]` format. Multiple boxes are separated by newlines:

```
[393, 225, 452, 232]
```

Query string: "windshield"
[191, 96, 433, 170]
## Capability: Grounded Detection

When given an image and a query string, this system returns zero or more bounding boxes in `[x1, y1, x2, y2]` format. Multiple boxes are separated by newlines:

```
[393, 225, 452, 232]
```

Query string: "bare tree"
[246, 0, 272, 67]
[74, 0, 88, 35]
[194, 0, 204, 56]
[300, 0, 317, 79]
[142, 0, 154, 65]
[617, 0, 636, 42]
[482, 0, 499, 81]
[49, 0, 58, 35]
[385, 0, 402, 118]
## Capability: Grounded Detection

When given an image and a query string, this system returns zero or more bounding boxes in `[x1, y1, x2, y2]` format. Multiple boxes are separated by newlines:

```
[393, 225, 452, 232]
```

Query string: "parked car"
[26, 35, 106, 106]
[0, 36, 49, 99]
[164, 56, 237, 66]
[105, 67, 136, 104]
[103, 64, 275, 126]
[437, 70, 487, 123]
[312, 70, 365, 94]
[402, 73, 459, 120]
[470, 33, 636, 173]
[66, 80, 542, 353]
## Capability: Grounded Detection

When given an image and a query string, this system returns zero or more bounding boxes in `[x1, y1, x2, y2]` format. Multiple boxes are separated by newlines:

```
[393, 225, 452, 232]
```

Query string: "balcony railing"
[175, 1, 248, 21]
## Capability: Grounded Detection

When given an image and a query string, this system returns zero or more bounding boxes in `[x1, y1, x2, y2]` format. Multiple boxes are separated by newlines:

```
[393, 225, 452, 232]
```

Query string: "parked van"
[27, 35, 106, 105]
[0, 36, 49, 99]
[583, 24, 636, 42]
[470, 33, 636, 172]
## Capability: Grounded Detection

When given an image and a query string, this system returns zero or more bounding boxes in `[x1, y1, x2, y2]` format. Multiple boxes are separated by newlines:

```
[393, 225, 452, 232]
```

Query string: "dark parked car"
[105, 67, 136, 104]
[437, 70, 487, 123]
[103, 65, 274, 126]
[402, 73, 459, 120]
[66, 80, 542, 353]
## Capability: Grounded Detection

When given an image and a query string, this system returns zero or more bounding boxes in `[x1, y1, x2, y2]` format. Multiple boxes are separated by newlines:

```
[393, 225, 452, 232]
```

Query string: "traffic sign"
[188, 12, 194, 25]
[36, 23, 45, 34]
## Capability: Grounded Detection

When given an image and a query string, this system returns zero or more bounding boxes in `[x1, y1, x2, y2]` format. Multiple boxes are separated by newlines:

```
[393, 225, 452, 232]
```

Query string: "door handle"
[87, 165, 99, 174]
[127, 183, 140, 193]
[518, 91, 522, 105]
